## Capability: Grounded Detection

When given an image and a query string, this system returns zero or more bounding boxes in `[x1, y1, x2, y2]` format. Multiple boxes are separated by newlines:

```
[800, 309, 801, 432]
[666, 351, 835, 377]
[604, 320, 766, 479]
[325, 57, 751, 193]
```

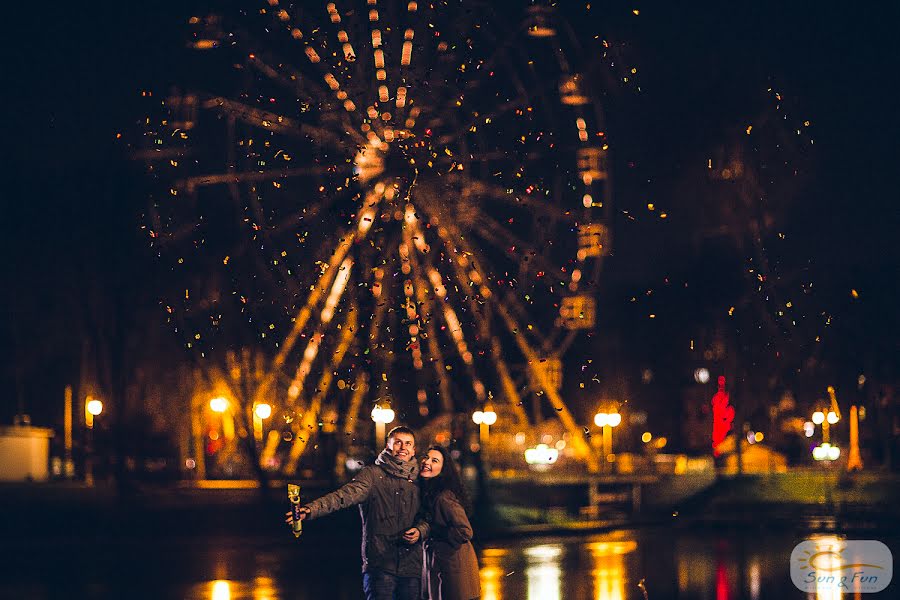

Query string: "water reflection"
[586, 539, 637, 600]
[13, 527, 888, 600]
[187, 575, 279, 600]
[524, 544, 563, 600]
[176, 531, 850, 600]
[479, 548, 508, 600]
[805, 534, 845, 600]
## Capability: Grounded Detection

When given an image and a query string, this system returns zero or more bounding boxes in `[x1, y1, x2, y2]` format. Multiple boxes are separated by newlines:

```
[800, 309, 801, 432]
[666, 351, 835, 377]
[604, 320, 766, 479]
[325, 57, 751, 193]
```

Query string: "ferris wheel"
[140, 0, 614, 472]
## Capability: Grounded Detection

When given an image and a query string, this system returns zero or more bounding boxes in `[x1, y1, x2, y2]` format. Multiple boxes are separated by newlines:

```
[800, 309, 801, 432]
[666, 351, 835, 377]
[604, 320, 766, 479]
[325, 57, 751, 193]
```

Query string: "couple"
[285, 426, 480, 600]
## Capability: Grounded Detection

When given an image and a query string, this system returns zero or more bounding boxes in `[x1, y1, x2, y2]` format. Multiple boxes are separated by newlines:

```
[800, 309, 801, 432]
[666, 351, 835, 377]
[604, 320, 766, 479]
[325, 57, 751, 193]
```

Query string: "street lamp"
[472, 404, 498, 442]
[594, 409, 621, 472]
[84, 397, 103, 487]
[812, 443, 840, 462]
[210, 396, 228, 413]
[524, 443, 559, 467]
[811, 407, 839, 445]
[371, 400, 395, 448]
[85, 398, 103, 429]
[253, 402, 272, 443]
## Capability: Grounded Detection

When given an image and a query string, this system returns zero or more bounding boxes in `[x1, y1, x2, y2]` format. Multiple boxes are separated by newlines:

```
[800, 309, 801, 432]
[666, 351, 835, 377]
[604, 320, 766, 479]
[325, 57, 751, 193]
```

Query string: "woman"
[419, 445, 481, 600]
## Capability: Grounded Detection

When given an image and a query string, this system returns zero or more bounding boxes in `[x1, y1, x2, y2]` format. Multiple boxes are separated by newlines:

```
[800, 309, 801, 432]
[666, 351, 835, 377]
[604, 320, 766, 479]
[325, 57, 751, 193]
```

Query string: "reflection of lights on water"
[804, 535, 845, 600]
[585, 539, 637, 600]
[252, 575, 277, 600]
[211, 580, 231, 600]
[525, 544, 562, 600]
[480, 565, 504, 600]
[749, 558, 761, 600]
[199, 575, 279, 600]
[524, 544, 563, 561]
[480, 547, 509, 600]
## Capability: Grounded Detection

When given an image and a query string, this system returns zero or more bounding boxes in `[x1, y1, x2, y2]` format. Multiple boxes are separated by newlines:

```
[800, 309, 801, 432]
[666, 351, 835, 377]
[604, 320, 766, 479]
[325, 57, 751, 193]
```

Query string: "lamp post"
[593, 409, 622, 472]
[472, 404, 498, 443]
[812, 407, 839, 444]
[253, 402, 272, 443]
[210, 396, 228, 414]
[371, 400, 395, 448]
[84, 397, 103, 487]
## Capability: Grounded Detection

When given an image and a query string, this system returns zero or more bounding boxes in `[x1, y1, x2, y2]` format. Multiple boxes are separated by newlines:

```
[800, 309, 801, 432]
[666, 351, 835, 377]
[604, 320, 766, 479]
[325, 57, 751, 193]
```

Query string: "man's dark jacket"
[305, 449, 429, 576]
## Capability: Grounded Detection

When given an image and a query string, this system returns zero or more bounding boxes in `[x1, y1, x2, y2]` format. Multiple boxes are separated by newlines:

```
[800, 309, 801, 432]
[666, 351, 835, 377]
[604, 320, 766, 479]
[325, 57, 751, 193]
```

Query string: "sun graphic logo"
[791, 538, 893, 593]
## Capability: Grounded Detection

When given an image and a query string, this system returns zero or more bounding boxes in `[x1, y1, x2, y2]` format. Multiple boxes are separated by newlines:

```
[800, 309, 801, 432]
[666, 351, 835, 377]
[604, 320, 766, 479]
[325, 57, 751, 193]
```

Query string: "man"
[286, 426, 428, 600]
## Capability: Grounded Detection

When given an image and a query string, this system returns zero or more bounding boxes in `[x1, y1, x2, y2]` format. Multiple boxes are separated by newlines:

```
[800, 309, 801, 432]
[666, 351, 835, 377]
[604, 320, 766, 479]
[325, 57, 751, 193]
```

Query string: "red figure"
[711, 376, 735, 456]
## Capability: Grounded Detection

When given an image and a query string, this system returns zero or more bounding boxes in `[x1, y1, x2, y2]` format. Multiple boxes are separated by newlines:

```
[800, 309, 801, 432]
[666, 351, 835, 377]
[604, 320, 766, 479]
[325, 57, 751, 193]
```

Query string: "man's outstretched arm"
[304, 466, 376, 519]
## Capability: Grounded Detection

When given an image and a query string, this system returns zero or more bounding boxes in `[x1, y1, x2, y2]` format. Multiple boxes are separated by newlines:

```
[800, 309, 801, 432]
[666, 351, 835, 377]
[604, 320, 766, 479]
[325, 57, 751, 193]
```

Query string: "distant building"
[0, 424, 54, 482]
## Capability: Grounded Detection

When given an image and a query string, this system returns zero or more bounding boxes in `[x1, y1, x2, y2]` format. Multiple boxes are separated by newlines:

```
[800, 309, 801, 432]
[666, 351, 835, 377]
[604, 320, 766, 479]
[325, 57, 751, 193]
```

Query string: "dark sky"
[3, 1, 897, 423]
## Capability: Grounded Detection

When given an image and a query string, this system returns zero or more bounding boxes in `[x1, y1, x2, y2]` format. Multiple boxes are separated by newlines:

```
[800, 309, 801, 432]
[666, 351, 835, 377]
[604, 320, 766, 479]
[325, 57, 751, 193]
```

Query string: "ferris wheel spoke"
[241, 47, 332, 106]
[452, 66, 560, 138]
[459, 180, 576, 223]
[407, 223, 487, 407]
[406, 235, 453, 413]
[341, 370, 369, 440]
[418, 223, 531, 424]
[244, 186, 304, 294]
[547, 328, 580, 357]
[284, 299, 358, 472]
[267, 196, 342, 237]
[202, 96, 350, 148]
[176, 165, 346, 194]
[470, 213, 569, 281]
[431, 218, 598, 470]
[284, 255, 354, 406]
[250, 190, 381, 407]
[245, 51, 369, 146]
[472, 278, 599, 472]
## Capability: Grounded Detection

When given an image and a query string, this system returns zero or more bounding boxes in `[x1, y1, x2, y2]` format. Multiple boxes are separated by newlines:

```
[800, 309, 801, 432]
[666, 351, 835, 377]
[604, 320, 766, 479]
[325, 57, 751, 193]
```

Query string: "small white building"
[0, 425, 54, 482]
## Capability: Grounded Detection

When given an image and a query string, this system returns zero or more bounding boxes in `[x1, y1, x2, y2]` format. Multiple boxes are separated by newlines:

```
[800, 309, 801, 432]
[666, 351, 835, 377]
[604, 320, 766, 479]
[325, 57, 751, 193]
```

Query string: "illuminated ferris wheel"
[140, 0, 613, 472]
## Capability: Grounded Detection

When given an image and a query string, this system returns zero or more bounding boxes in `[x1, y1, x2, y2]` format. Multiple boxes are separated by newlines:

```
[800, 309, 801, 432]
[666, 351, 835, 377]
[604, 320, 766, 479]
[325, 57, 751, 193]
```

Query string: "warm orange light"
[86, 399, 103, 416]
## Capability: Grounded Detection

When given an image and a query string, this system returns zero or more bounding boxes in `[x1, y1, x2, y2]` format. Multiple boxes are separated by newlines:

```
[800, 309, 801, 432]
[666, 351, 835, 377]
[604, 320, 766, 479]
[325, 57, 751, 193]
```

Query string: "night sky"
[3, 1, 897, 428]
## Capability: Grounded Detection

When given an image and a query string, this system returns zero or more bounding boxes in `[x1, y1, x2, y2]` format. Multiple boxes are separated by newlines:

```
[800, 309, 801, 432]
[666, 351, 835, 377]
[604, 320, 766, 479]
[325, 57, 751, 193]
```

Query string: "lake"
[4, 524, 892, 599]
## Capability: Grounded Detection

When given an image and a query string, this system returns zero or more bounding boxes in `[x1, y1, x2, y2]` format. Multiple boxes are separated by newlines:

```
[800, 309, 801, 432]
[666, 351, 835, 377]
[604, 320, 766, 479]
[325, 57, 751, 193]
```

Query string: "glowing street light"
[253, 402, 272, 443]
[812, 443, 840, 462]
[812, 411, 825, 425]
[84, 396, 104, 487]
[210, 397, 228, 413]
[693, 368, 710, 384]
[86, 399, 103, 417]
[371, 400, 395, 447]
[85, 398, 103, 429]
[826, 411, 839, 425]
[524, 443, 559, 467]
[254, 403, 272, 420]
[594, 409, 621, 472]
[473, 404, 498, 443]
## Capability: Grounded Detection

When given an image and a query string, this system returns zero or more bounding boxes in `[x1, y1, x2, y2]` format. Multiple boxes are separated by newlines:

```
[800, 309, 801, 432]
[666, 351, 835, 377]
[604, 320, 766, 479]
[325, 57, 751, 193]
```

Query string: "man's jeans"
[362, 569, 421, 600]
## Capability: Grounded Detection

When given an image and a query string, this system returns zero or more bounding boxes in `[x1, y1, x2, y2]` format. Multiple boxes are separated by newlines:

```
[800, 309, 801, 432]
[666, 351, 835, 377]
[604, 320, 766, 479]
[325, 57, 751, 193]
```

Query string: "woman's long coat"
[423, 490, 480, 600]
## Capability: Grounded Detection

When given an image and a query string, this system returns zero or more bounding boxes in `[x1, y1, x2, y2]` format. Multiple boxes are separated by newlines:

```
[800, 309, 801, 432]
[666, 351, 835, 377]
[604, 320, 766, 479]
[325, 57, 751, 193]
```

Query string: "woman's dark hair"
[420, 445, 472, 515]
